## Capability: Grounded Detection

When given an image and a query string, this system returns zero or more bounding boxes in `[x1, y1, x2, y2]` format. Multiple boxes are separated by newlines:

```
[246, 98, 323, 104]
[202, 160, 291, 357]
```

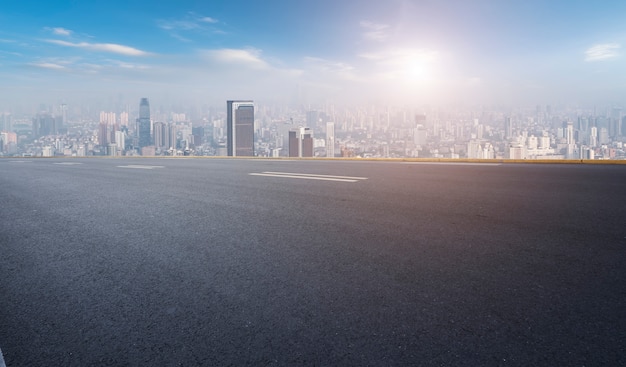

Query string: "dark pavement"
[1, 158, 625, 366]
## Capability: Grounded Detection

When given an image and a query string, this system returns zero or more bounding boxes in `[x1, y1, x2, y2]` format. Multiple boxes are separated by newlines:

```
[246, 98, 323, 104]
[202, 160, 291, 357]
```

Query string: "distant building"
[504, 116, 513, 140]
[326, 122, 335, 158]
[98, 122, 109, 146]
[413, 125, 427, 146]
[0, 113, 12, 132]
[227, 100, 254, 156]
[32, 113, 56, 138]
[115, 131, 126, 152]
[289, 127, 313, 157]
[508, 144, 526, 159]
[138, 98, 151, 148]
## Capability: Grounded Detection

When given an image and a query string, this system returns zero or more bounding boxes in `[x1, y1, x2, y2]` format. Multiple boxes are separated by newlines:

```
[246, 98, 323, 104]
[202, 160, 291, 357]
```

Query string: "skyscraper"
[138, 98, 151, 148]
[289, 127, 313, 157]
[227, 100, 254, 157]
[504, 116, 513, 140]
[326, 122, 335, 158]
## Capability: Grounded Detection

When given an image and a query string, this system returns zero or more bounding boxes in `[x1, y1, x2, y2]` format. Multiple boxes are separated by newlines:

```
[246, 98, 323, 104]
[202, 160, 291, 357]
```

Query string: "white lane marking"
[53, 162, 83, 165]
[263, 171, 368, 180]
[249, 173, 358, 182]
[249, 171, 367, 183]
[8, 160, 33, 163]
[402, 162, 501, 166]
[117, 165, 165, 170]
[0, 347, 5, 367]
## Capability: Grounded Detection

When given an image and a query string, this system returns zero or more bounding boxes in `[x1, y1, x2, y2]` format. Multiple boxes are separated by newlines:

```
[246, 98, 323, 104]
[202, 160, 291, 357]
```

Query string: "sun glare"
[407, 63, 427, 80]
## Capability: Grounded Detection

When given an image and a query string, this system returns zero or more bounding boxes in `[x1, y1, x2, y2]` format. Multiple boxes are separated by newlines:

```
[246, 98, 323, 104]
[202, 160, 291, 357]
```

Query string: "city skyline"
[1, 0, 626, 109]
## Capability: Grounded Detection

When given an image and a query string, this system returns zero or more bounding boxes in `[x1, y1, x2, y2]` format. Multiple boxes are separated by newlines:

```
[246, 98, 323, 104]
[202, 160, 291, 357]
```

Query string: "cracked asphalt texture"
[1, 158, 625, 366]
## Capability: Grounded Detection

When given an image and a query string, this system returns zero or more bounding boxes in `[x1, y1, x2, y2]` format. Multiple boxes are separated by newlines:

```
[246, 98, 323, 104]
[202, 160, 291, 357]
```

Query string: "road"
[1, 158, 625, 366]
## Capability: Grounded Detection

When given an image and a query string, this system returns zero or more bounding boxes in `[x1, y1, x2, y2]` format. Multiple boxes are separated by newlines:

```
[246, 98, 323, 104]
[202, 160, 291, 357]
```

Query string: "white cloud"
[360, 21, 391, 42]
[303, 56, 362, 82]
[46, 39, 152, 56]
[29, 62, 66, 70]
[585, 43, 620, 61]
[204, 48, 269, 69]
[158, 13, 220, 32]
[200, 17, 218, 24]
[106, 60, 150, 70]
[52, 27, 72, 36]
[304, 57, 354, 73]
[44, 27, 73, 36]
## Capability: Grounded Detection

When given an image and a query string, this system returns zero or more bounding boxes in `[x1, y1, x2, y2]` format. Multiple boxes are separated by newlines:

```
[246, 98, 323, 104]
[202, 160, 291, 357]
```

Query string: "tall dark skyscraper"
[227, 100, 254, 157]
[138, 98, 151, 148]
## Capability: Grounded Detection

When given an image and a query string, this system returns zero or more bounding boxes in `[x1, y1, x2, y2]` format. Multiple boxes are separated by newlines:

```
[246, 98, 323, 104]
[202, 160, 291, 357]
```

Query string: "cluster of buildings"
[1, 100, 625, 160]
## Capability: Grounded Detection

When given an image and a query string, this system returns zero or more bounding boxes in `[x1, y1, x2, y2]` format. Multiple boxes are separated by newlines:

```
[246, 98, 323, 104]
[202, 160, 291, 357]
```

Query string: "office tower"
[413, 125, 427, 146]
[98, 122, 109, 146]
[227, 100, 254, 157]
[504, 117, 513, 140]
[192, 126, 205, 147]
[326, 122, 335, 158]
[0, 113, 11, 132]
[590, 126, 598, 147]
[566, 122, 575, 159]
[138, 98, 151, 148]
[508, 144, 525, 159]
[120, 111, 129, 127]
[306, 110, 319, 129]
[166, 123, 177, 150]
[32, 113, 56, 137]
[467, 140, 482, 159]
[153, 122, 165, 149]
[289, 127, 313, 157]
[565, 122, 574, 144]
[59, 104, 67, 130]
[599, 128, 609, 145]
[115, 131, 125, 152]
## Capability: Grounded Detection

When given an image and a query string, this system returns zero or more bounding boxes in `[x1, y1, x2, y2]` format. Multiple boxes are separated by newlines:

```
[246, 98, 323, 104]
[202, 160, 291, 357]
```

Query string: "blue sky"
[1, 0, 625, 108]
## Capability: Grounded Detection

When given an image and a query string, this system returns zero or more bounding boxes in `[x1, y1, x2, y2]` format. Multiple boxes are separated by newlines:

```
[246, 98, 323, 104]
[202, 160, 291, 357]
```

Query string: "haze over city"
[2, 2, 626, 365]
[1, 0, 626, 108]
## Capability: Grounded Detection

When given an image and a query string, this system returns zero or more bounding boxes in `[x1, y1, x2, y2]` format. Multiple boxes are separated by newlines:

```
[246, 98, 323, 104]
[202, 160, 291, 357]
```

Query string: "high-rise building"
[115, 131, 125, 152]
[98, 122, 109, 146]
[289, 127, 313, 157]
[589, 126, 598, 147]
[153, 122, 165, 149]
[306, 110, 319, 130]
[0, 113, 11, 132]
[59, 104, 67, 130]
[32, 113, 56, 138]
[227, 100, 254, 156]
[504, 117, 513, 140]
[326, 122, 335, 158]
[138, 98, 151, 148]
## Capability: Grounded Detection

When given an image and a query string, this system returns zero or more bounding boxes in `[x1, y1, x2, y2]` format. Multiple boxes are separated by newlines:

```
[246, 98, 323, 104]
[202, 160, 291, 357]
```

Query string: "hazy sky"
[1, 0, 625, 108]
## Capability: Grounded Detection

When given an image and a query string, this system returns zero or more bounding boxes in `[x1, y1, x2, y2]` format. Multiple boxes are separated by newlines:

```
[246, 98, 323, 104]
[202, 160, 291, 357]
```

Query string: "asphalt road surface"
[1, 158, 625, 366]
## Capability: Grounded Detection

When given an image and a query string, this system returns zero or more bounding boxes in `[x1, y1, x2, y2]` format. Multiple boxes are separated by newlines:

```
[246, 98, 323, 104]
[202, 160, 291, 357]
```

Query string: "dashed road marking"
[401, 162, 502, 166]
[117, 165, 165, 170]
[249, 171, 368, 183]
[53, 162, 83, 165]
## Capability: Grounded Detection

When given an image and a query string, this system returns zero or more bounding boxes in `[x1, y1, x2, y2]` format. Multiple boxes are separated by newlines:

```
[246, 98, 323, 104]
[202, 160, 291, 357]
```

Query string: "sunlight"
[405, 62, 428, 81]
